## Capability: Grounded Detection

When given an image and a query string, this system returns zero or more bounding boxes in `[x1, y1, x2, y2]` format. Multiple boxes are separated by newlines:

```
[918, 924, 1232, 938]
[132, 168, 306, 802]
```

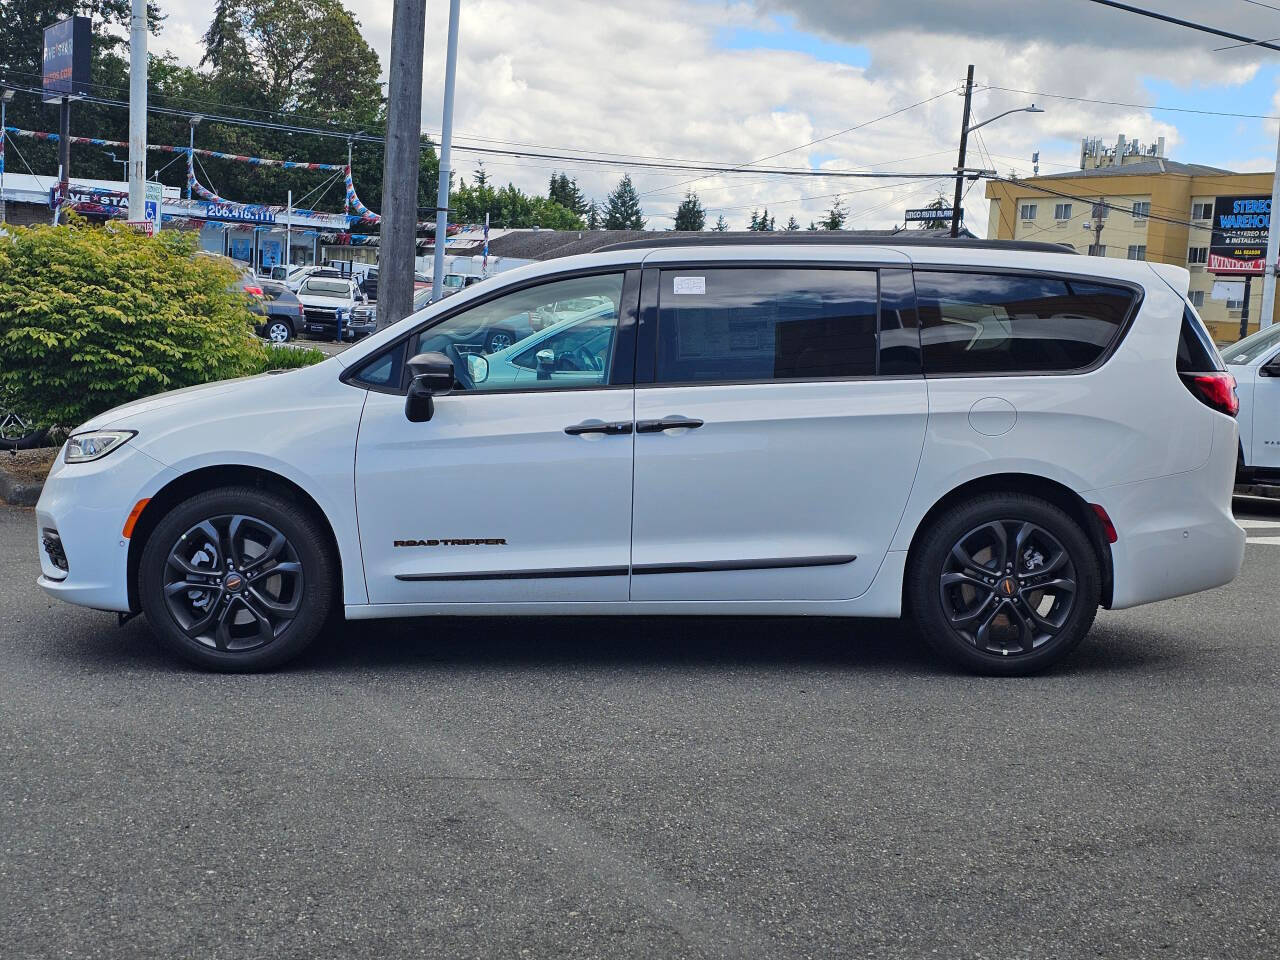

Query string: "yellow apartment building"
[984, 135, 1277, 343]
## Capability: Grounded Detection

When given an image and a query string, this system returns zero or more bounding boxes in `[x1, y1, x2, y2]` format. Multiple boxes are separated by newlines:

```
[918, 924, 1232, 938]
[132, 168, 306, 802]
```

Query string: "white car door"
[353, 270, 639, 605]
[1249, 346, 1280, 469]
[630, 265, 928, 602]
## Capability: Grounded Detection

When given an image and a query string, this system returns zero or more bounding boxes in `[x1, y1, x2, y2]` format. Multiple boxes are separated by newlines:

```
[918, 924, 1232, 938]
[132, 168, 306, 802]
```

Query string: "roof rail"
[596, 232, 1078, 255]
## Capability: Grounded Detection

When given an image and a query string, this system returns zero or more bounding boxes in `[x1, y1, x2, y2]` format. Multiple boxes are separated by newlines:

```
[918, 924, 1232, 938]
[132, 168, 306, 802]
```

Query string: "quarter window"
[655, 268, 878, 383]
[915, 271, 1136, 375]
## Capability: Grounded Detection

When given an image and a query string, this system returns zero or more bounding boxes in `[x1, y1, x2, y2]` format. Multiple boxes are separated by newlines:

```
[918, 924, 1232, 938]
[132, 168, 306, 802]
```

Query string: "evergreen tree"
[807, 221, 819, 231]
[712, 215, 729, 232]
[473, 163, 490, 188]
[586, 201, 601, 230]
[548, 172, 589, 216]
[673, 191, 706, 231]
[748, 210, 760, 231]
[820, 197, 848, 230]
[785, 216, 800, 231]
[604, 174, 646, 230]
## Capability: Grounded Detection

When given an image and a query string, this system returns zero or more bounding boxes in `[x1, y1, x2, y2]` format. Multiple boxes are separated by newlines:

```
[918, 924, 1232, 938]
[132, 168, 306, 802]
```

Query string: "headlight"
[65, 430, 136, 463]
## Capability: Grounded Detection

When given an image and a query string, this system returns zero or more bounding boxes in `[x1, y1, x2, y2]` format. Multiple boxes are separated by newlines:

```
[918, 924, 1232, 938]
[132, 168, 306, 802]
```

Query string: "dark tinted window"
[915, 271, 1135, 375]
[1177, 305, 1225, 372]
[656, 268, 877, 383]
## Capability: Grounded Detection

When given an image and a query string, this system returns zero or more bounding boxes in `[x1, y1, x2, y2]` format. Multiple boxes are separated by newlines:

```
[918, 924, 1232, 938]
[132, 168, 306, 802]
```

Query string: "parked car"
[1223, 321, 1280, 484]
[0, 392, 47, 450]
[265, 265, 310, 288]
[34, 236, 1245, 674]
[296, 275, 365, 341]
[228, 268, 305, 343]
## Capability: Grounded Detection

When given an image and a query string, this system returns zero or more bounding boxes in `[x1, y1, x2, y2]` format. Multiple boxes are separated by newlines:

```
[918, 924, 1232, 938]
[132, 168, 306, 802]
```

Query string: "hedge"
[0, 218, 274, 430]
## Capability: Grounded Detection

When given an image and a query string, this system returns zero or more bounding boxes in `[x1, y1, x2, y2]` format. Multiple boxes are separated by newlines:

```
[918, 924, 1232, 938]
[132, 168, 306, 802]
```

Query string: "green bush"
[0, 218, 267, 429]
[255, 344, 327, 371]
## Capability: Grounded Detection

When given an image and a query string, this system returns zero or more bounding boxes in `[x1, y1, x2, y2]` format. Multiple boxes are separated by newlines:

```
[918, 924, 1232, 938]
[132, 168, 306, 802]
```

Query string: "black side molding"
[397, 565, 628, 582]
[633, 555, 855, 575]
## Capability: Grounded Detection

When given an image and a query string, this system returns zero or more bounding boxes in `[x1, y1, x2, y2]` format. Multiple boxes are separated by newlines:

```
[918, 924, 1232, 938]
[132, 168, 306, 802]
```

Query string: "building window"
[1189, 290, 1205, 307]
[1227, 296, 1245, 311]
[1088, 244, 1107, 257]
[1054, 203, 1072, 221]
[1188, 246, 1208, 265]
[1019, 203, 1038, 221]
[1192, 202, 1213, 220]
[1131, 201, 1151, 220]
[1127, 245, 1147, 260]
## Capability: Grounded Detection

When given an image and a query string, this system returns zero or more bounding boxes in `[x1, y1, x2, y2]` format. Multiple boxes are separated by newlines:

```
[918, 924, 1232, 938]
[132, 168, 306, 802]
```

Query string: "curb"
[1235, 483, 1280, 500]
[0, 470, 42, 507]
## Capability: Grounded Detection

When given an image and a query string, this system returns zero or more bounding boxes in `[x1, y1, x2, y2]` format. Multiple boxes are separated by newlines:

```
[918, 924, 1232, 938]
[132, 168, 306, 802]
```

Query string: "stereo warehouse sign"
[1209, 196, 1271, 275]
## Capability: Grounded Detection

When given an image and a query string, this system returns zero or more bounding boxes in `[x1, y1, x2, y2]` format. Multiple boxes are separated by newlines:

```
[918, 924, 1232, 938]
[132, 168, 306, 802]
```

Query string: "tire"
[907, 493, 1101, 676]
[0, 403, 48, 450]
[485, 329, 516, 353]
[138, 486, 335, 671]
[265, 320, 293, 343]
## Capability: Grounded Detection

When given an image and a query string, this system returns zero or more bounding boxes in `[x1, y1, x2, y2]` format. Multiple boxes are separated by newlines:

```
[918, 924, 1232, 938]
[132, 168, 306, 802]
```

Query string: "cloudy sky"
[154, 0, 1280, 234]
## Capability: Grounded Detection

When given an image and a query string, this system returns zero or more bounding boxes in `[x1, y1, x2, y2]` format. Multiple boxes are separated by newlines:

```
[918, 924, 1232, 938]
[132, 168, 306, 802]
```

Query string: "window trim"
[910, 264, 1145, 381]
[639, 263, 914, 390]
[338, 265, 642, 397]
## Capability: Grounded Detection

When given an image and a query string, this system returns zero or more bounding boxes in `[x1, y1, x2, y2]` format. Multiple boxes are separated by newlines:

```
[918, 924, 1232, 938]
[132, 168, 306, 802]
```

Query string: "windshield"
[1223, 322, 1280, 365]
[300, 279, 352, 296]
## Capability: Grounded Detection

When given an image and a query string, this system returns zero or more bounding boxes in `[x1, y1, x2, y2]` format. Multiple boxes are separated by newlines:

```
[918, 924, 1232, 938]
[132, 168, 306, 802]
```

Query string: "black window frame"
[912, 265, 1144, 379]
[339, 266, 642, 396]
[636, 263, 922, 388]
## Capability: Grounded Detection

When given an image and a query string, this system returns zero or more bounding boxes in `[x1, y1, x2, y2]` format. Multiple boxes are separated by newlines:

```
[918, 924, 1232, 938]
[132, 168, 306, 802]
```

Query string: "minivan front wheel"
[909, 493, 1100, 675]
[139, 486, 334, 671]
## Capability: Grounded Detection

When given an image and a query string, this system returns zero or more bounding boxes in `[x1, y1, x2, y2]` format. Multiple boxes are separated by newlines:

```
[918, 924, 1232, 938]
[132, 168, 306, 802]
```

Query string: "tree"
[473, 163, 490, 188]
[673, 190, 706, 231]
[548, 172, 588, 216]
[586, 201, 601, 230]
[917, 192, 951, 231]
[603, 174, 645, 230]
[750, 207, 774, 231]
[785, 216, 800, 231]
[712, 215, 729, 232]
[820, 197, 848, 230]
[806, 221, 818, 231]
[451, 178, 583, 229]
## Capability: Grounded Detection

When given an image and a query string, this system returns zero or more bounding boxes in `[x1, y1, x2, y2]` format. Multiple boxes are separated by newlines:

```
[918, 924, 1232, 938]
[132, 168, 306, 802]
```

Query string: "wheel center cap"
[999, 577, 1017, 596]
[224, 572, 245, 592]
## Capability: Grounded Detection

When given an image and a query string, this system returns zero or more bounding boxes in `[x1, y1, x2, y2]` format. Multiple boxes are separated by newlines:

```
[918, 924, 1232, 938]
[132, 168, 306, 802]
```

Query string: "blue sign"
[205, 202, 277, 224]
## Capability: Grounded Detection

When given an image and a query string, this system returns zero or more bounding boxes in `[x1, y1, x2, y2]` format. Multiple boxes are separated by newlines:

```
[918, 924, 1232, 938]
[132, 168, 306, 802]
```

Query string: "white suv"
[1223, 322, 1280, 483]
[34, 237, 1246, 674]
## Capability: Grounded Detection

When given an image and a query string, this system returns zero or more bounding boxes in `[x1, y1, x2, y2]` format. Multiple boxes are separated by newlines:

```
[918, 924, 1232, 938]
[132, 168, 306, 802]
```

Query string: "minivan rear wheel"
[138, 486, 334, 671]
[908, 493, 1100, 675]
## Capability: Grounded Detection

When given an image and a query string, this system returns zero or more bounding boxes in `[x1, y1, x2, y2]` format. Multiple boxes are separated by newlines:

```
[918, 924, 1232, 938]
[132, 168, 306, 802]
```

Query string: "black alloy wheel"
[139, 486, 334, 671]
[162, 514, 304, 653]
[909, 493, 1100, 675]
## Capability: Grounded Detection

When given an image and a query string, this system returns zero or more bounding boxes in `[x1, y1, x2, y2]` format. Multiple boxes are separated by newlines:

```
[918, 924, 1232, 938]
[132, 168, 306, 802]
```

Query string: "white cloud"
[152, 0, 1280, 234]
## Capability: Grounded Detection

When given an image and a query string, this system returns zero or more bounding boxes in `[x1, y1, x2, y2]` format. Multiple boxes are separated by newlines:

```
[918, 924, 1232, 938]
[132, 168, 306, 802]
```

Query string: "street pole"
[58, 96, 71, 194]
[1241, 274, 1253, 341]
[286, 189, 292, 269]
[0, 90, 10, 226]
[127, 0, 147, 221]
[378, 0, 428, 330]
[1092, 201, 1105, 255]
[951, 64, 974, 238]
[1260, 125, 1280, 329]
[431, 0, 462, 303]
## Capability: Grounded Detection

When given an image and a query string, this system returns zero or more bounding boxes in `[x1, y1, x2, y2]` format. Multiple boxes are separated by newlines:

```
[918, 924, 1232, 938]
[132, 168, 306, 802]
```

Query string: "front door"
[355, 270, 638, 605]
[1252, 343, 1280, 469]
[630, 266, 928, 602]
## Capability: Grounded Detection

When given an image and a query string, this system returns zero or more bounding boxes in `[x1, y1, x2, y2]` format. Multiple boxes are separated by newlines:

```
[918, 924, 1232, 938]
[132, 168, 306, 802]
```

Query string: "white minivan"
[34, 237, 1246, 674]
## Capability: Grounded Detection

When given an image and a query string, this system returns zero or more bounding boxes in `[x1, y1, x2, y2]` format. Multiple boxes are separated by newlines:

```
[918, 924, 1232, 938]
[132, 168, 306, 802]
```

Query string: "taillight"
[244, 285, 264, 297]
[1179, 372, 1239, 417]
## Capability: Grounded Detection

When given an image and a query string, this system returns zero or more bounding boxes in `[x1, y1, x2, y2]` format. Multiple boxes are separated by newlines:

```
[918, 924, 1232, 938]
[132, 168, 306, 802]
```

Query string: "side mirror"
[536, 348, 555, 381]
[466, 353, 489, 384]
[405, 351, 455, 422]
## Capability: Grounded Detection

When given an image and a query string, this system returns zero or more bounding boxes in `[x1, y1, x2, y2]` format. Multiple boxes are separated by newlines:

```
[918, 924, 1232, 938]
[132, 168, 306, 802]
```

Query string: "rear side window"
[1176, 305, 1225, 372]
[655, 268, 878, 383]
[915, 271, 1136, 375]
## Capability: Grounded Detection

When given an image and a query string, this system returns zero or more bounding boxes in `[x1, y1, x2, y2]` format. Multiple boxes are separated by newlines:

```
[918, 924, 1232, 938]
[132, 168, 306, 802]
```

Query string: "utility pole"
[186, 116, 201, 199]
[286, 189, 292, 269]
[1091, 200, 1106, 255]
[431, 0, 462, 303]
[951, 64, 974, 238]
[378, 0, 428, 330]
[0, 89, 12, 225]
[127, 0, 147, 221]
[1260, 128, 1280, 329]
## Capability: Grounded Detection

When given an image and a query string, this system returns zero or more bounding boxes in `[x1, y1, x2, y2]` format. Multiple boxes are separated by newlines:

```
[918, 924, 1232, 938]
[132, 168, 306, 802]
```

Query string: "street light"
[186, 115, 202, 200]
[1, 88, 14, 226]
[951, 65, 1045, 237]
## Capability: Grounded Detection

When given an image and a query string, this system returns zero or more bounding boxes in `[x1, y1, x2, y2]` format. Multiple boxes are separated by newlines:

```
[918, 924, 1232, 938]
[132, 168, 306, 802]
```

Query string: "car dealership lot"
[1, 500, 1277, 960]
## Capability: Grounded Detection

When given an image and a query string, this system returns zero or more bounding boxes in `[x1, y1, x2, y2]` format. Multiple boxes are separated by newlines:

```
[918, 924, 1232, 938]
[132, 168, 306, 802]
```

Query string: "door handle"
[636, 416, 704, 434]
[564, 420, 634, 436]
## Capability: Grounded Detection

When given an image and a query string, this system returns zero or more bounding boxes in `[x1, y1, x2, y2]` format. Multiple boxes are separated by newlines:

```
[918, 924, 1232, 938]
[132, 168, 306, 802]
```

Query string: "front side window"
[410, 273, 626, 392]
[654, 268, 878, 384]
[915, 271, 1136, 375]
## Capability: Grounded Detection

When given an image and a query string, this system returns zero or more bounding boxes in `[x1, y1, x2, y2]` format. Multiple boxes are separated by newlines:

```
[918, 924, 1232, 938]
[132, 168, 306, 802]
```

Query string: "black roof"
[596, 232, 1076, 255]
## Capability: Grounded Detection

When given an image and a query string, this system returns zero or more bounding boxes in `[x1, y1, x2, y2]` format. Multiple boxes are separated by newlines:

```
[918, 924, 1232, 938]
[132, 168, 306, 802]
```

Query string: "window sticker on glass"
[672, 276, 706, 295]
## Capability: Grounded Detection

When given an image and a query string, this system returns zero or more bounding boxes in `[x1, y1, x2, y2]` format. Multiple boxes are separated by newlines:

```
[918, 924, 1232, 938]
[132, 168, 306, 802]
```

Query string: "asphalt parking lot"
[1, 500, 1277, 960]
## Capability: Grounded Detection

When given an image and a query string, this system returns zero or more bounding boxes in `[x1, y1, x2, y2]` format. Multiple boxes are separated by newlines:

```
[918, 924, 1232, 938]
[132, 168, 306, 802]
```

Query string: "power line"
[978, 83, 1280, 119]
[1080, 0, 1280, 52]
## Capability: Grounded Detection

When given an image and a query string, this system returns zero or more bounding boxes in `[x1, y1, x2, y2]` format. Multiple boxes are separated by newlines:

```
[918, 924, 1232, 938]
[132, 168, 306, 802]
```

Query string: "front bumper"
[35, 444, 177, 612]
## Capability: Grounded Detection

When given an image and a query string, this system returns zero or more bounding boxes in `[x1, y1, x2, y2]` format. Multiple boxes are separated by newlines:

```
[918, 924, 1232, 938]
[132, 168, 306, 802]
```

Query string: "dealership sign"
[42, 16, 91, 98]
[204, 202, 277, 224]
[905, 206, 960, 223]
[1209, 196, 1270, 275]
